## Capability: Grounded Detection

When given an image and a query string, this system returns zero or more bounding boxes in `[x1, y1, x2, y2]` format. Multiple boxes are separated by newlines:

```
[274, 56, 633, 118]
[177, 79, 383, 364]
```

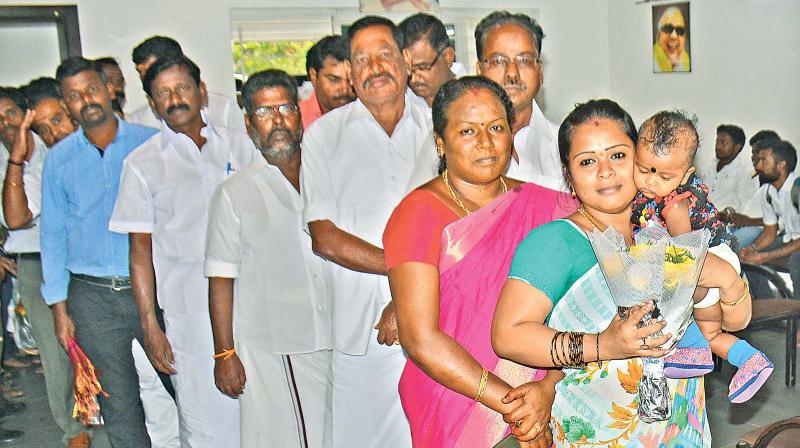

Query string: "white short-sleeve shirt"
[0, 134, 47, 254]
[109, 114, 257, 314]
[507, 98, 566, 191]
[762, 172, 800, 242]
[127, 91, 245, 133]
[301, 89, 438, 355]
[706, 151, 757, 211]
[204, 158, 330, 354]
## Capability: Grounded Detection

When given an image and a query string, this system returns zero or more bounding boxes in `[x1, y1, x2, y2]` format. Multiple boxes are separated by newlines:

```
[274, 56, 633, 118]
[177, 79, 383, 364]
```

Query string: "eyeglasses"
[480, 54, 540, 71]
[252, 103, 299, 120]
[411, 50, 443, 73]
[660, 24, 686, 36]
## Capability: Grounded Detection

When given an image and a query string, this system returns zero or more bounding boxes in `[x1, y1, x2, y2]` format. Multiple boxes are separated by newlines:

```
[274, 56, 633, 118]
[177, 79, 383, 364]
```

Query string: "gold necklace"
[577, 205, 606, 230]
[442, 169, 507, 216]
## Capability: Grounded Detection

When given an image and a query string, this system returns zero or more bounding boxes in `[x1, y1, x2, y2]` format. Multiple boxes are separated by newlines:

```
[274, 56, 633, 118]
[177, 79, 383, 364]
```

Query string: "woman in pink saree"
[383, 77, 574, 448]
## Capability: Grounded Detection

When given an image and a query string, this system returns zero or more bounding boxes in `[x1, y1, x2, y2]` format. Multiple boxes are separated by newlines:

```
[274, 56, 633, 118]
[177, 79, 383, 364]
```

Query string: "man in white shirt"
[740, 140, 800, 297]
[704, 124, 756, 211]
[109, 55, 257, 447]
[399, 14, 456, 109]
[206, 69, 331, 448]
[475, 11, 564, 191]
[723, 132, 782, 250]
[128, 35, 245, 132]
[302, 16, 438, 448]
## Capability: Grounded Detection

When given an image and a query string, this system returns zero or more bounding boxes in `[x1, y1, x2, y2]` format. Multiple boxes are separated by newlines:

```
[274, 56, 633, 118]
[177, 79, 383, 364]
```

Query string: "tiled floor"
[1, 329, 798, 447]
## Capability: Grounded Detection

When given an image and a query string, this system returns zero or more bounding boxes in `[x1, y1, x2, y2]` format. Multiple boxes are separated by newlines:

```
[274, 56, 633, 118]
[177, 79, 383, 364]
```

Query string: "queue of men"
[0, 8, 794, 448]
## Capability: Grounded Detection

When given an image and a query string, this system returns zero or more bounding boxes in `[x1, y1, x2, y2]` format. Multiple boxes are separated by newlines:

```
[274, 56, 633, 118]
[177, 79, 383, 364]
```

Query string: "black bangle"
[7, 159, 24, 167]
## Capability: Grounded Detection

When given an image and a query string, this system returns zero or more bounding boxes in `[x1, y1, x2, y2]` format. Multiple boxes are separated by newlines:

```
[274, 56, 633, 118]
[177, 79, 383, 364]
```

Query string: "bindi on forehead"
[592, 120, 601, 127]
[649, 167, 657, 173]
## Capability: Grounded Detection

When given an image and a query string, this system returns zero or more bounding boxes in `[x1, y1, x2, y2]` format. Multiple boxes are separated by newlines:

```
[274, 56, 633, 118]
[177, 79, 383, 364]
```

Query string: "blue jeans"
[733, 226, 763, 252]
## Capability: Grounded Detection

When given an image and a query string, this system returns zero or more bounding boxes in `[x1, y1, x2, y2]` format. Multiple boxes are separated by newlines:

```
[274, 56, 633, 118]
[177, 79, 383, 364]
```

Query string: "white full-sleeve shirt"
[127, 91, 246, 133]
[109, 113, 257, 315]
[301, 89, 438, 355]
[0, 134, 47, 253]
[507, 98, 566, 191]
[204, 158, 330, 354]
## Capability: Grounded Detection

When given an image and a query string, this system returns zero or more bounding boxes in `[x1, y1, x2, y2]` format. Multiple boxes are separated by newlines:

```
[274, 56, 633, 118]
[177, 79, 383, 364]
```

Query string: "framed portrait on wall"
[360, 0, 439, 13]
[652, 2, 691, 73]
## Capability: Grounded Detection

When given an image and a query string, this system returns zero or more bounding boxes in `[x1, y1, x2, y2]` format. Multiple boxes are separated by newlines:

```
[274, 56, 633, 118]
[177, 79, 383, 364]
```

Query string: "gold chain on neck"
[441, 169, 507, 216]
[577, 205, 606, 230]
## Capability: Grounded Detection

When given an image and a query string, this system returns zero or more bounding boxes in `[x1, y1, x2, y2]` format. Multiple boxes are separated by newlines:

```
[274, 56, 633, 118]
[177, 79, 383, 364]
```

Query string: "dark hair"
[749, 129, 780, 146]
[753, 137, 780, 152]
[0, 86, 28, 112]
[558, 99, 637, 180]
[241, 69, 299, 116]
[142, 55, 201, 97]
[716, 124, 745, 147]
[305, 36, 349, 75]
[765, 140, 798, 173]
[475, 11, 544, 60]
[637, 110, 699, 163]
[94, 57, 120, 69]
[346, 16, 404, 56]
[56, 56, 107, 84]
[132, 35, 183, 64]
[432, 76, 514, 174]
[21, 77, 61, 108]
[399, 13, 451, 52]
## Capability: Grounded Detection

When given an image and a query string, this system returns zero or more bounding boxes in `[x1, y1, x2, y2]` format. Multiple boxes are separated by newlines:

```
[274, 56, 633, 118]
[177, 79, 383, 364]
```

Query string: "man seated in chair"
[741, 140, 800, 298]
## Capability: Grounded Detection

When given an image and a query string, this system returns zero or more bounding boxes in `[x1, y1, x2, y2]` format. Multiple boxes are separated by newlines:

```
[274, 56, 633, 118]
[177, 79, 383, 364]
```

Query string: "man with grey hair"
[205, 69, 331, 448]
[475, 11, 565, 191]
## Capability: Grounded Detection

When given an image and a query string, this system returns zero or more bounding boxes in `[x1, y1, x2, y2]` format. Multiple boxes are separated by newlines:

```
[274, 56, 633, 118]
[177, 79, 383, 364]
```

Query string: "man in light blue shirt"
[40, 57, 157, 448]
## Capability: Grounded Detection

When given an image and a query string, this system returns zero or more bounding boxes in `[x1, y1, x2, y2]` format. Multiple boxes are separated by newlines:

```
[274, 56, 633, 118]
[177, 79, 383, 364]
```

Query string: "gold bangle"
[721, 279, 749, 306]
[8, 181, 23, 187]
[474, 368, 488, 402]
[212, 347, 236, 360]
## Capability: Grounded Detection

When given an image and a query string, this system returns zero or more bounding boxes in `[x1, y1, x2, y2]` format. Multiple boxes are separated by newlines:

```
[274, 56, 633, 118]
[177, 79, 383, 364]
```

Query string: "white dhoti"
[133, 340, 180, 448]
[331, 328, 410, 448]
[164, 312, 240, 448]
[238, 343, 331, 448]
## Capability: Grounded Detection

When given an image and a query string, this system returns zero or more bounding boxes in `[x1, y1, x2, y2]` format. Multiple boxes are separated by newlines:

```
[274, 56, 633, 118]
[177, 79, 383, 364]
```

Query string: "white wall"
[606, 0, 800, 173]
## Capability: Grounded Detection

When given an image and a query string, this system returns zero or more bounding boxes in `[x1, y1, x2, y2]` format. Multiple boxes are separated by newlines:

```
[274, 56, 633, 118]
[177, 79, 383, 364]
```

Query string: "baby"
[631, 111, 772, 403]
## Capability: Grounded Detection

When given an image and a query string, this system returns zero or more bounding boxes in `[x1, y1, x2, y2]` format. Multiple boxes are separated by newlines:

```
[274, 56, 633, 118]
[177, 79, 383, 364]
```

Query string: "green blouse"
[508, 219, 597, 313]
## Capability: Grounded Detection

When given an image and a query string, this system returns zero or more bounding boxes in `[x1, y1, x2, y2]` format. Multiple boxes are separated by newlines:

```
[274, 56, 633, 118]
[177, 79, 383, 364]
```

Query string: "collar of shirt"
[76, 115, 128, 155]
[159, 109, 220, 149]
[345, 89, 427, 131]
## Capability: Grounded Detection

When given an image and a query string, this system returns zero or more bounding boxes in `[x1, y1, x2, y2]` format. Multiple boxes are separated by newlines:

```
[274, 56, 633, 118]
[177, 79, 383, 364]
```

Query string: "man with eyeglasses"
[300, 35, 356, 129]
[399, 13, 456, 108]
[206, 69, 331, 448]
[653, 6, 690, 72]
[475, 11, 564, 191]
[41, 56, 158, 447]
[110, 55, 256, 447]
[302, 15, 437, 447]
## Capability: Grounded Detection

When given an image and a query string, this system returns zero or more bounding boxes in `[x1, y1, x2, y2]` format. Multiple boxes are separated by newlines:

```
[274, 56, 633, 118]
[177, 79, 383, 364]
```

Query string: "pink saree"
[398, 183, 575, 447]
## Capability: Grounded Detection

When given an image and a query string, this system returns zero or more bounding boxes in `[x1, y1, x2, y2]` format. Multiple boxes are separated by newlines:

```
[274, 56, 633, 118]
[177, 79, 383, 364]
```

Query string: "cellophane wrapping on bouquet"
[66, 337, 109, 425]
[586, 222, 710, 423]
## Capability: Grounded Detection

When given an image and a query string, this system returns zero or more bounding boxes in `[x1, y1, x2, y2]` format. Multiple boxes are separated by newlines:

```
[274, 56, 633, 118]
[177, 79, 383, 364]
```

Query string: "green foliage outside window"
[232, 40, 315, 77]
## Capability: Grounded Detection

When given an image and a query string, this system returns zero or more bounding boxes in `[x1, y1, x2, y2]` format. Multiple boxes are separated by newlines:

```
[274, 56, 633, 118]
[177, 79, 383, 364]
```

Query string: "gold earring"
[437, 146, 444, 158]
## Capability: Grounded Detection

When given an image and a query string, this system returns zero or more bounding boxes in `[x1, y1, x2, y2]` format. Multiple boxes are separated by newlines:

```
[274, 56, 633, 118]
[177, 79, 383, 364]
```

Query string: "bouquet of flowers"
[66, 337, 109, 425]
[587, 221, 710, 422]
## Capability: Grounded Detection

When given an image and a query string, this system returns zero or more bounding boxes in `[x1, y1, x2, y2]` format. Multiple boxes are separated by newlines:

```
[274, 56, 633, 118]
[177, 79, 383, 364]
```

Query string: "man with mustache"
[206, 69, 331, 448]
[399, 13, 456, 108]
[110, 55, 257, 448]
[1, 81, 91, 448]
[475, 11, 565, 191]
[41, 56, 158, 447]
[301, 15, 438, 447]
[299, 35, 356, 129]
[653, 6, 690, 72]
[128, 35, 245, 132]
[95, 57, 128, 117]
